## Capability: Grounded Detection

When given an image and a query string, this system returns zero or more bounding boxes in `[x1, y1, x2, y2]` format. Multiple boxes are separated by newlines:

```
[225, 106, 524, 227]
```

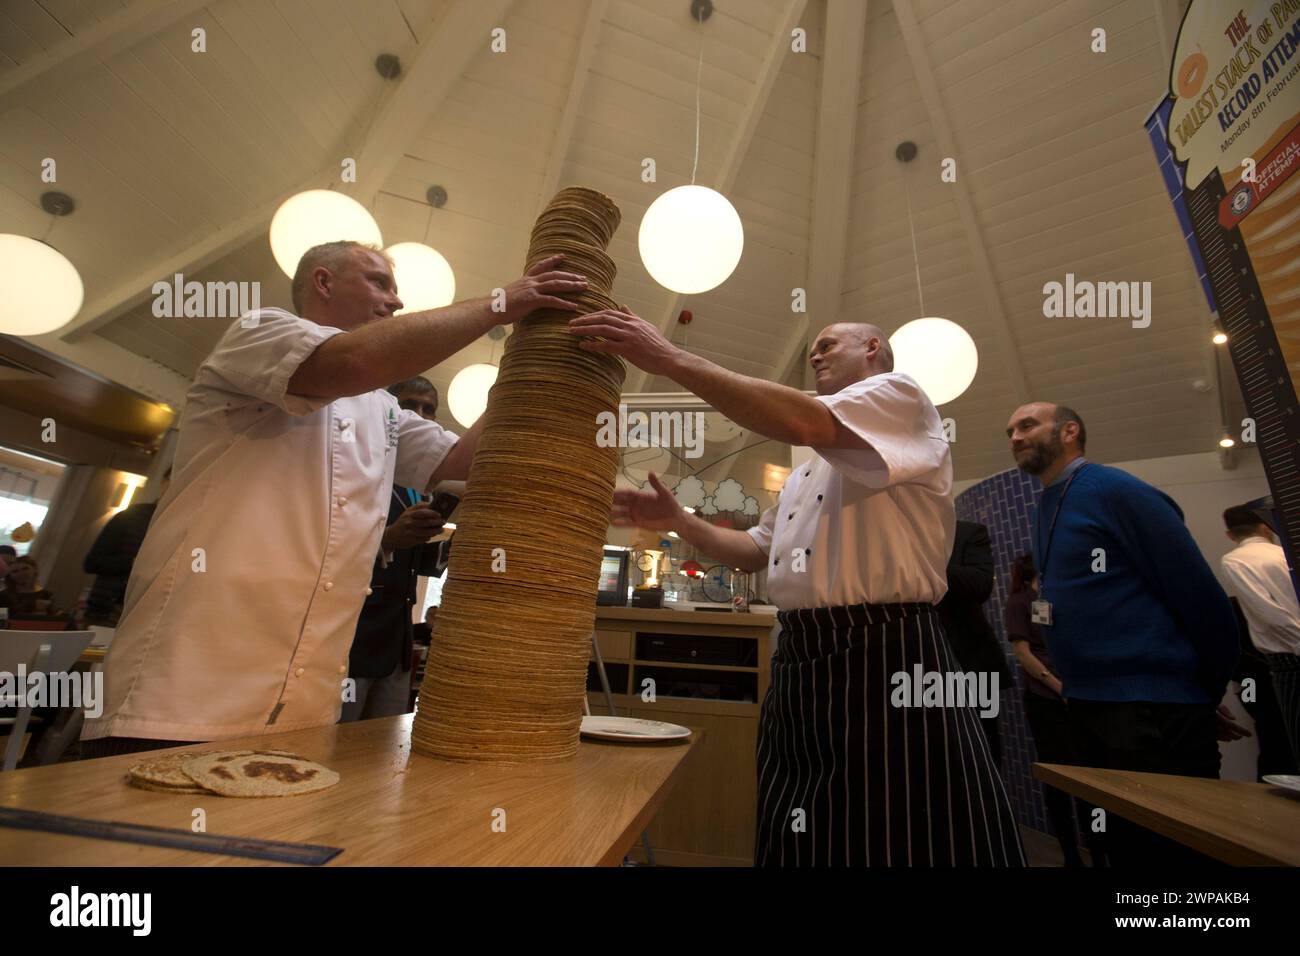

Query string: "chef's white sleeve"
[813, 373, 948, 489]
[746, 502, 777, 557]
[203, 310, 347, 416]
[394, 406, 458, 490]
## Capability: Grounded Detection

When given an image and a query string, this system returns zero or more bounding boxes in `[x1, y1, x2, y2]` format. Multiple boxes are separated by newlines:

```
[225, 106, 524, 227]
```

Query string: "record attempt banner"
[1147, 0, 1300, 595]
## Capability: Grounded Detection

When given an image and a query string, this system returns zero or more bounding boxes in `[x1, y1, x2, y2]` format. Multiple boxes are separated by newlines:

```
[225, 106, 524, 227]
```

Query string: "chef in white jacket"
[570, 308, 1024, 866]
[83, 242, 587, 755]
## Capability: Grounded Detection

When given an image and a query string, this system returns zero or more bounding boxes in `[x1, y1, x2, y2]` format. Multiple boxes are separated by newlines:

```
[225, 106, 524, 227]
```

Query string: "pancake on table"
[180, 750, 339, 797]
[126, 749, 329, 797]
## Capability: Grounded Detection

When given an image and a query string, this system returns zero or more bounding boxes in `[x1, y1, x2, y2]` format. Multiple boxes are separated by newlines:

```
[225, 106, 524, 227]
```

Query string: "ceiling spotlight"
[1219, 434, 1236, 448]
[1212, 330, 1228, 344]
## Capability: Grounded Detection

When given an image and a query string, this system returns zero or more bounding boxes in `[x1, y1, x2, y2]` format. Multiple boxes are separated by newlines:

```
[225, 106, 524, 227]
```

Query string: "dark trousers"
[1264, 653, 1300, 770]
[1066, 698, 1221, 867]
[1238, 656, 1297, 777]
[1023, 693, 1102, 866]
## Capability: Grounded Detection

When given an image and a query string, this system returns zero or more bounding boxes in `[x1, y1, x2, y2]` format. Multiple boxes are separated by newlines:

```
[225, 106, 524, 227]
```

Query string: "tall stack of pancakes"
[411, 187, 625, 761]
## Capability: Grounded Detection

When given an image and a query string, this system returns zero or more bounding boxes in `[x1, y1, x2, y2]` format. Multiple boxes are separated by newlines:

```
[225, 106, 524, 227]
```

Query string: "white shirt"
[747, 372, 954, 609]
[1220, 535, 1300, 655]
[83, 308, 457, 742]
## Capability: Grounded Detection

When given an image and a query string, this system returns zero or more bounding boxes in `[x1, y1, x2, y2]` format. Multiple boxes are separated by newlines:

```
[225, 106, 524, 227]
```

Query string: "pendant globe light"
[0, 192, 84, 336]
[269, 189, 383, 278]
[448, 323, 509, 427]
[448, 363, 498, 428]
[385, 186, 456, 313]
[886, 142, 978, 406]
[638, 0, 744, 294]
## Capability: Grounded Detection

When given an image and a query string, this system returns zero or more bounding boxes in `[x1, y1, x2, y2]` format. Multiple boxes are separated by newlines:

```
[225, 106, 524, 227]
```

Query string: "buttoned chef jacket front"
[83, 308, 457, 742]
[746, 372, 954, 610]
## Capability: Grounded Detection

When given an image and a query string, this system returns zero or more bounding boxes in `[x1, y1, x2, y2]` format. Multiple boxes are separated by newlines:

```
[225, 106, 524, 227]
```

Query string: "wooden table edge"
[1032, 762, 1295, 867]
[594, 729, 704, 867]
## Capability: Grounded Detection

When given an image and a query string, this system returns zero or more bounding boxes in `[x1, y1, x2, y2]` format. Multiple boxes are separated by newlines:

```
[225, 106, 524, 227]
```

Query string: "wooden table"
[1034, 763, 1300, 866]
[0, 715, 698, 866]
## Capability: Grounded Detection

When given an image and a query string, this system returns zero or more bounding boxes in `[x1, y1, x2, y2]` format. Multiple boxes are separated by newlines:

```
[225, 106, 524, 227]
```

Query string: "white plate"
[580, 716, 691, 742]
[1263, 774, 1300, 793]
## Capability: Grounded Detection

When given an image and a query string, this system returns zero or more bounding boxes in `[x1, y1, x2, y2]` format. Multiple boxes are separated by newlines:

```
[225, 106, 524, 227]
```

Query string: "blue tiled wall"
[955, 468, 1049, 834]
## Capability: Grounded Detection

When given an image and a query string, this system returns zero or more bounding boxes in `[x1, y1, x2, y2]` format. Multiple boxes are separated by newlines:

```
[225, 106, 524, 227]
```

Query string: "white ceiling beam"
[0, 0, 211, 116]
[625, 0, 809, 393]
[340, 0, 515, 201]
[62, 1, 514, 342]
[535, 0, 608, 218]
[772, 0, 867, 391]
[892, 0, 1030, 404]
[61, 168, 334, 340]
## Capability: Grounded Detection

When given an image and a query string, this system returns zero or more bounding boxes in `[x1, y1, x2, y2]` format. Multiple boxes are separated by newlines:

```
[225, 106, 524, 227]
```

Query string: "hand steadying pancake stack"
[411, 187, 625, 761]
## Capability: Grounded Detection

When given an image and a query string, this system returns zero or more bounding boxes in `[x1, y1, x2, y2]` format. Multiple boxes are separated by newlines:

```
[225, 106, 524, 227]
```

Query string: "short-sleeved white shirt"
[83, 308, 457, 742]
[746, 372, 954, 610]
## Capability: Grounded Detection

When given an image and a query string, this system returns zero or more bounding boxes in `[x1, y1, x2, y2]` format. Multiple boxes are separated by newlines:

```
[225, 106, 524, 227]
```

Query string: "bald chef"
[82, 242, 587, 756]
[571, 309, 1024, 866]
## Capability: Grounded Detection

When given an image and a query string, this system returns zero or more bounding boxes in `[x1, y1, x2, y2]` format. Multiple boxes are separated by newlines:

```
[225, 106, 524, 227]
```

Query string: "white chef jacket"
[83, 308, 457, 742]
[1220, 536, 1300, 655]
[746, 372, 953, 610]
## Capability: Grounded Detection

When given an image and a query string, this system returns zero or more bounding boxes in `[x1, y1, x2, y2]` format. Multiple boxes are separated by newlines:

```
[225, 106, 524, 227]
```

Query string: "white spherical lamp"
[889, 317, 978, 405]
[269, 189, 383, 278]
[386, 242, 455, 313]
[638, 185, 744, 294]
[448, 363, 499, 428]
[0, 234, 84, 335]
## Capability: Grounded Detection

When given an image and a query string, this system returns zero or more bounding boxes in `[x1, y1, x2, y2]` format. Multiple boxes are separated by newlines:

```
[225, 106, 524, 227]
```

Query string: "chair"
[0, 630, 94, 771]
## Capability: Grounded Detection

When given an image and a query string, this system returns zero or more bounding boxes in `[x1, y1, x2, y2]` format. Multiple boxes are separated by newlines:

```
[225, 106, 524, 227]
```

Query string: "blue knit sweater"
[1033, 462, 1237, 704]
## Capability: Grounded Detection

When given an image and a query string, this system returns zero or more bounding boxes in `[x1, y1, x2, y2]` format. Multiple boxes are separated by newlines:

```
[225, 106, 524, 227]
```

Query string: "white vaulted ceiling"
[0, 0, 1236, 480]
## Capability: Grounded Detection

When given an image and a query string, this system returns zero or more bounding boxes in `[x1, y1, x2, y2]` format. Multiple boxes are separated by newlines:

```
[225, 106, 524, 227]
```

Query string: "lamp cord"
[902, 167, 925, 317]
[691, 13, 704, 185]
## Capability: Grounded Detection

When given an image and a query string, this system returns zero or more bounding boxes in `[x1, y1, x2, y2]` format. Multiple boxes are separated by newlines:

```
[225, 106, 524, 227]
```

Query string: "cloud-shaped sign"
[714, 478, 747, 512]
[672, 475, 707, 509]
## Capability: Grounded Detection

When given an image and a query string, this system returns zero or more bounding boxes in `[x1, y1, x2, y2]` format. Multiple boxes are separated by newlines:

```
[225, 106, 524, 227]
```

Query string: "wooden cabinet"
[588, 607, 777, 866]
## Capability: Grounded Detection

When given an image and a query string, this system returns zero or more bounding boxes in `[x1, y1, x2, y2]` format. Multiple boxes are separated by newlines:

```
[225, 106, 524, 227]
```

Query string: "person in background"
[0, 555, 55, 615]
[1006, 402, 1244, 865]
[936, 519, 1012, 768]
[341, 376, 450, 722]
[1219, 505, 1300, 769]
[82, 469, 172, 626]
[413, 605, 438, 647]
[1005, 553, 1101, 866]
[0, 545, 16, 587]
[1228, 596, 1295, 777]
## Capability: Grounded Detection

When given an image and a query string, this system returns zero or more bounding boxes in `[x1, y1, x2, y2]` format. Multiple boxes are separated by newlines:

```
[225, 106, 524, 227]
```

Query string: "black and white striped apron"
[755, 602, 1025, 866]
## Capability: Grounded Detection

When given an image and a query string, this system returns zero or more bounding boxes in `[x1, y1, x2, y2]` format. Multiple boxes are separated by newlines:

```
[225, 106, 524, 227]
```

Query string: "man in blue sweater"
[1005, 402, 1241, 865]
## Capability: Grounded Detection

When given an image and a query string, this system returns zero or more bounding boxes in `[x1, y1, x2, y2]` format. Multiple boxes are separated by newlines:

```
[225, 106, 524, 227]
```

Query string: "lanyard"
[1036, 463, 1086, 587]
[392, 487, 420, 509]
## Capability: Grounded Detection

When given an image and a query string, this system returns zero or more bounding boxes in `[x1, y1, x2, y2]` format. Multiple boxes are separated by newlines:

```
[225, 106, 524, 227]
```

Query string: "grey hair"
[291, 240, 392, 314]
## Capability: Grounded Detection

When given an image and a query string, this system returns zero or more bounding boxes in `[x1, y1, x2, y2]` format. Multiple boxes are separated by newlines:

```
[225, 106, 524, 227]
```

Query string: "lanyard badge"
[1033, 463, 1087, 629]
[1030, 599, 1053, 625]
